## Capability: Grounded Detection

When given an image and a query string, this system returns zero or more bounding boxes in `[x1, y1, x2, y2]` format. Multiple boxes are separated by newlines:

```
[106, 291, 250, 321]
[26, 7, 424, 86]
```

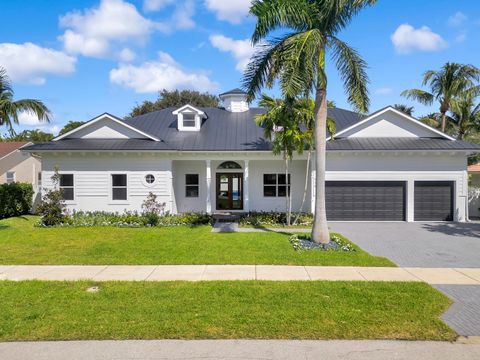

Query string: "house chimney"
[219, 88, 249, 112]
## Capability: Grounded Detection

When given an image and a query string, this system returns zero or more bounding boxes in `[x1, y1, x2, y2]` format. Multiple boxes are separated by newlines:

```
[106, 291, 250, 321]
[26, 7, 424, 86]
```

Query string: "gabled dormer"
[172, 104, 207, 132]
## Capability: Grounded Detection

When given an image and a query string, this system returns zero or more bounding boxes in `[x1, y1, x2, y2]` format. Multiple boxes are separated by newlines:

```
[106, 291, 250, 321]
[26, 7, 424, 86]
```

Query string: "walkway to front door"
[216, 173, 243, 210]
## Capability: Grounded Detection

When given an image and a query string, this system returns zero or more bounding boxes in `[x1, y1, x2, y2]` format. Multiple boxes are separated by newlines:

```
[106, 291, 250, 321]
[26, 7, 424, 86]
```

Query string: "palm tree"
[393, 104, 414, 116]
[401, 62, 480, 132]
[255, 94, 301, 225]
[450, 93, 480, 140]
[244, 0, 374, 244]
[0, 67, 51, 131]
[418, 112, 458, 136]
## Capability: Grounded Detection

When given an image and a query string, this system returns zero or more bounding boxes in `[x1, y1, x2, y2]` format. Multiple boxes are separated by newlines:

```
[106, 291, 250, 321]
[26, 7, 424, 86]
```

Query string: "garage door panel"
[414, 181, 454, 221]
[326, 181, 406, 221]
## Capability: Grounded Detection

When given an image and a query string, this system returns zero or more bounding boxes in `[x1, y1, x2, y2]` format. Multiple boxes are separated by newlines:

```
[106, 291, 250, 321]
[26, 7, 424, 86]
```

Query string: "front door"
[216, 173, 243, 210]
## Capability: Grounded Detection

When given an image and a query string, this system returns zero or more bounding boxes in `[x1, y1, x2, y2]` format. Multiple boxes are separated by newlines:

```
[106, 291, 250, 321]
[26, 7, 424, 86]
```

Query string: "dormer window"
[172, 104, 206, 132]
[182, 113, 196, 127]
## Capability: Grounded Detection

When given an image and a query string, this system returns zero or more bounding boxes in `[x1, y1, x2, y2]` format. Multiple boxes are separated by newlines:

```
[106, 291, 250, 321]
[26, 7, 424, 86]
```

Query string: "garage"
[326, 181, 406, 221]
[414, 181, 454, 221]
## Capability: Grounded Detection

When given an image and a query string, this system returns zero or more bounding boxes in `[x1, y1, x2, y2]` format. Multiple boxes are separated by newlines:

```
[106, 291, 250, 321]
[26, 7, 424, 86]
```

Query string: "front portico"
[171, 157, 309, 214]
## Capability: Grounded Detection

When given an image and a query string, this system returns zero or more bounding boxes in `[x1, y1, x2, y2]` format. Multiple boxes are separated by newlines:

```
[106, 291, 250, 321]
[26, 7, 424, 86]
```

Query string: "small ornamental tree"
[37, 168, 67, 226]
[141, 192, 166, 226]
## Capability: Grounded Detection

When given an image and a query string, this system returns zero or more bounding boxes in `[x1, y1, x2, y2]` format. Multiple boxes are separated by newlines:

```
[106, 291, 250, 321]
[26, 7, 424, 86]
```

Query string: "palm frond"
[400, 89, 434, 106]
[329, 36, 370, 113]
[250, 0, 314, 44]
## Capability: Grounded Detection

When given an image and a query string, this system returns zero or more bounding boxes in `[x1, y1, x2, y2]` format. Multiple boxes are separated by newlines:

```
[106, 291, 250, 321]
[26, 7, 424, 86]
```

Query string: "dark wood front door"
[216, 173, 243, 210]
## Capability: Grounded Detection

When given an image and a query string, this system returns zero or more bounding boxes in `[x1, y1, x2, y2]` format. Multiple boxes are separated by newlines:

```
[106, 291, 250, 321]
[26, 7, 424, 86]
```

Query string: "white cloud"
[119, 48, 136, 62]
[109, 52, 218, 93]
[391, 24, 448, 54]
[59, 0, 160, 59]
[448, 11, 467, 27]
[204, 0, 251, 24]
[143, 0, 174, 12]
[209, 34, 254, 72]
[171, 0, 195, 30]
[375, 87, 393, 95]
[17, 111, 46, 125]
[0, 42, 76, 85]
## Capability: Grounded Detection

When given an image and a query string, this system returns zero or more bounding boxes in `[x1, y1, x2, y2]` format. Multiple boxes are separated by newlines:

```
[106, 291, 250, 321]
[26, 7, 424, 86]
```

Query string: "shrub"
[240, 211, 313, 227]
[41, 210, 214, 228]
[141, 192, 166, 226]
[0, 182, 34, 219]
[36, 170, 66, 226]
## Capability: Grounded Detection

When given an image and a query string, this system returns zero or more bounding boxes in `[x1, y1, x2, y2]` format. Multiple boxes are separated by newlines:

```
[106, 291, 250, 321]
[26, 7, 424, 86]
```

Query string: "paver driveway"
[329, 222, 480, 268]
[330, 221, 480, 336]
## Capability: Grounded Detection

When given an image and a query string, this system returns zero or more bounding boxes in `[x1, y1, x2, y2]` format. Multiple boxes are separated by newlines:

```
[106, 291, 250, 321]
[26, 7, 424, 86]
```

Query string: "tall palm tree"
[244, 0, 374, 244]
[0, 67, 51, 131]
[393, 104, 414, 116]
[401, 62, 480, 132]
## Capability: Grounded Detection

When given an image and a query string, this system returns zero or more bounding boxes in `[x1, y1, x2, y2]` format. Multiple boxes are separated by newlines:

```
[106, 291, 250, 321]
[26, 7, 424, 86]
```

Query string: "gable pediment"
[54, 113, 159, 141]
[334, 107, 453, 140]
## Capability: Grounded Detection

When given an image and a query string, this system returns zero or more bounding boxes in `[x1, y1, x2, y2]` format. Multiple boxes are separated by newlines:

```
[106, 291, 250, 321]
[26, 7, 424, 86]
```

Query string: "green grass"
[0, 281, 455, 341]
[0, 216, 394, 266]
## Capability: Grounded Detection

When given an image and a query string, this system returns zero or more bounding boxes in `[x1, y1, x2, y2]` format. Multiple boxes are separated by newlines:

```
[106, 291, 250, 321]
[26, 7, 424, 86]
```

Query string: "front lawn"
[0, 216, 393, 266]
[0, 281, 455, 341]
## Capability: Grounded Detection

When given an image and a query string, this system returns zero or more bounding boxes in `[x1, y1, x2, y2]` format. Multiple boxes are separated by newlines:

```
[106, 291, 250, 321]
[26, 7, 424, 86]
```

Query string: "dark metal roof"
[326, 137, 480, 151]
[23, 106, 480, 152]
[23, 139, 171, 151]
[219, 88, 247, 96]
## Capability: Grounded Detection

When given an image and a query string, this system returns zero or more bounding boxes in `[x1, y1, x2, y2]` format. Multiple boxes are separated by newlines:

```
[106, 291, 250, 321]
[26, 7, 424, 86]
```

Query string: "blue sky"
[2, 0, 479, 134]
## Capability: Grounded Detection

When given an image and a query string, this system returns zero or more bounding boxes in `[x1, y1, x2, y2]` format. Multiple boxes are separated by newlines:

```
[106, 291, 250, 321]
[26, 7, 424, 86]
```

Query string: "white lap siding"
[249, 160, 310, 213]
[41, 153, 173, 213]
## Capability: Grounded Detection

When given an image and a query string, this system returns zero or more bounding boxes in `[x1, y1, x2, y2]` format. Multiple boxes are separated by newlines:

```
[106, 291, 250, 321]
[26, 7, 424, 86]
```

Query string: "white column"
[406, 179, 414, 222]
[244, 160, 250, 212]
[206, 160, 212, 214]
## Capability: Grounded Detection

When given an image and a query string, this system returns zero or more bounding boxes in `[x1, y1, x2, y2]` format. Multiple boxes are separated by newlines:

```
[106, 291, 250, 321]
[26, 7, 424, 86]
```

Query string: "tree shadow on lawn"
[421, 222, 480, 238]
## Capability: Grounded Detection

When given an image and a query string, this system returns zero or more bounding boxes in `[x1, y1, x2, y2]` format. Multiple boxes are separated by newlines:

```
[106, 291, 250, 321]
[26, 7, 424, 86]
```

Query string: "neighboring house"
[468, 162, 480, 219]
[24, 89, 480, 222]
[0, 141, 41, 187]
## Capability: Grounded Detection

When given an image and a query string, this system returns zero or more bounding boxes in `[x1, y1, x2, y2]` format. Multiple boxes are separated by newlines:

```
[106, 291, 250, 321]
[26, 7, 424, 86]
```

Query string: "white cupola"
[219, 88, 249, 112]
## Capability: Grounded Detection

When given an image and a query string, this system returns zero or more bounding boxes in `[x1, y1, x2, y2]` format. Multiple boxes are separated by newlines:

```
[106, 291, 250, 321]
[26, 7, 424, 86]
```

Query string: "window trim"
[182, 113, 197, 128]
[263, 173, 291, 198]
[6, 171, 15, 184]
[110, 173, 128, 202]
[59, 173, 75, 201]
[185, 173, 199, 198]
[177, 111, 201, 132]
[142, 173, 156, 187]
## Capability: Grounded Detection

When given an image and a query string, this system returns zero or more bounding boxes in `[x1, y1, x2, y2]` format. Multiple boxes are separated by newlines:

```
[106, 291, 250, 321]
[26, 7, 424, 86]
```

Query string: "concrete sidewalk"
[1, 265, 480, 284]
[1, 340, 480, 360]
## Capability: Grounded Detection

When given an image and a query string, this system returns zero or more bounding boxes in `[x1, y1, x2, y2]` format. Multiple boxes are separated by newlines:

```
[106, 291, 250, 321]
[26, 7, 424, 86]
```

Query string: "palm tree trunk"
[441, 111, 447, 133]
[293, 149, 311, 225]
[311, 86, 330, 244]
[285, 157, 291, 226]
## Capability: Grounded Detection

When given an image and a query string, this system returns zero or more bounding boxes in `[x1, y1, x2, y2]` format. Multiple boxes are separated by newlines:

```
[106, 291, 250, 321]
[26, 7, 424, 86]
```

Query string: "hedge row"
[0, 183, 34, 219]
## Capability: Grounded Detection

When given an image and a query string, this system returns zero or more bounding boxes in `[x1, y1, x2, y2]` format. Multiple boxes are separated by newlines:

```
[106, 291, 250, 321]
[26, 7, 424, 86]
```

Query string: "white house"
[25, 89, 480, 222]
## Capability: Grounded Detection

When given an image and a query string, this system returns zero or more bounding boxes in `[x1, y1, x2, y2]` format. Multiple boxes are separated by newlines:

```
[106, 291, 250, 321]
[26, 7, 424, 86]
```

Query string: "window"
[218, 161, 242, 169]
[59, 174, 74, 200]
[6, 172, 15, 184]
[145, 174, 155, 184]
[37, 172, 42, 187]
[112, 174, 127, 200]
[182, 113, 196, 127]
[263, 174, 291, 197]
[185, 174, 199, 197]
